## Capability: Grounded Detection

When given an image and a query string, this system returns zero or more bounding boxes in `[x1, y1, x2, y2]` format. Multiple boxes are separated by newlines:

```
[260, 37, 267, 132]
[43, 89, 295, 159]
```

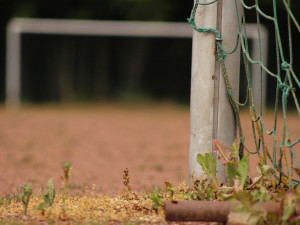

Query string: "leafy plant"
[190, 177, 216, 200]
[227, 187, 300, 225]
[196, 153, 217, 186]
[227, 191, 270, 225]
[36, 178, 56, 214]
[251, 186, 272, 203]
[20, 184, 32, 215]
[237, 154, 249, 189]
[227, 163, 240, 181]
[212, 139, 249, 188]
[148, 187, 163, 211]
[194, 139, 300, 224]
[248, 165, 276, 190]
[198, 140, 250, 189]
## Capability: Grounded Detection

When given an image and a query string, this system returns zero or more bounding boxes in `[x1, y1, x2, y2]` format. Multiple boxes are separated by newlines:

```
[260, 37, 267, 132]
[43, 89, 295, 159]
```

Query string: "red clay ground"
[0, 102, 299, 196]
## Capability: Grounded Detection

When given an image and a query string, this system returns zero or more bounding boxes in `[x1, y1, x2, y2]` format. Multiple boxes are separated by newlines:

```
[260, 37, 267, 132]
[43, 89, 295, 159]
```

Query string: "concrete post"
[189, 0, 241, 184]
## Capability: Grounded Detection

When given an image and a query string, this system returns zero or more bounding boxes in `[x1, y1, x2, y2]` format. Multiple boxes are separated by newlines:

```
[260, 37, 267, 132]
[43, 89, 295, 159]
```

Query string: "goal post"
[5, 19, 192, 107]
[6, 18, 266, 110]
[188, 0, 242, 184]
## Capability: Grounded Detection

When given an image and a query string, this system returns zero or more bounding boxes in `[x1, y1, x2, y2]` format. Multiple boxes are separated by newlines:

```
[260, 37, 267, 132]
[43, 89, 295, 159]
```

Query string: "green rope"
[187, 0, 222, 40]
[188, 0, 300, 187]
[282, 0, 300, 33]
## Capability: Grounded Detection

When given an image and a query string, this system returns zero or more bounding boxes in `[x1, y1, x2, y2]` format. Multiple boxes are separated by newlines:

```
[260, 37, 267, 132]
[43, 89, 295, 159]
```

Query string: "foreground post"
[188, 0, 241, 183]
[165, 200, 300, 222]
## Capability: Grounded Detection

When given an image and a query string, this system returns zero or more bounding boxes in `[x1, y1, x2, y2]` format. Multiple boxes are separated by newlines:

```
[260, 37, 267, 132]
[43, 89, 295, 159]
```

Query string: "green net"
[188, 0, 300, 187]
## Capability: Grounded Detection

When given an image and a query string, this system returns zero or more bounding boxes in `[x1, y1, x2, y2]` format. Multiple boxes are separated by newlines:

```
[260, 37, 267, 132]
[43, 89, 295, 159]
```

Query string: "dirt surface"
[0, 102, 299, 196]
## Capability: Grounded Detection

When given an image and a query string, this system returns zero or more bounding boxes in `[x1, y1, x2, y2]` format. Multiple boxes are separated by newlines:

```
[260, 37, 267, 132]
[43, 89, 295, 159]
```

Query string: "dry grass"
[0, 182, 193, 225]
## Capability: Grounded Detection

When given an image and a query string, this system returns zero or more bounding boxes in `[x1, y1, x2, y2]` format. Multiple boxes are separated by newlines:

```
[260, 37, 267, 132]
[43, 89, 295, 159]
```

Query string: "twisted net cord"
[188, 0, 300, 187]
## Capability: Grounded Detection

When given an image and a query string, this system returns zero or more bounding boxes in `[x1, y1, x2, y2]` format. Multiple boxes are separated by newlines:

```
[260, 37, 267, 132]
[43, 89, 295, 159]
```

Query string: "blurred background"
[0, 0, 299, 106]
[0, 0, 299, 196]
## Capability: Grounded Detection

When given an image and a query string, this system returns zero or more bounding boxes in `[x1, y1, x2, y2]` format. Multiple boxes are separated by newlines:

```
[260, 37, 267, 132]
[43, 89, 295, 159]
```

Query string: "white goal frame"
[5, 18, 267, 107]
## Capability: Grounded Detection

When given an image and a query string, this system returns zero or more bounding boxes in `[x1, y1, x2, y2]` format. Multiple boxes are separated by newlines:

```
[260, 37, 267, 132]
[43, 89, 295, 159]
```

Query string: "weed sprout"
[20, 184, 32, 215]
[36, 178, 55, 214]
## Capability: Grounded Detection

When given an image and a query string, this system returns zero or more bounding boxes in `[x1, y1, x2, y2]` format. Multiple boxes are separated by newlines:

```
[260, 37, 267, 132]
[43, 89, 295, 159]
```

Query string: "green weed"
[36, 178, 56, 214]
[148, 187, 163, 211]
[0, 191, 21, 206]
[196, 153, 218, 187]
[20, 184, 32, 215]
[196, 139, 300, 224]
[227, 191, 271, 225]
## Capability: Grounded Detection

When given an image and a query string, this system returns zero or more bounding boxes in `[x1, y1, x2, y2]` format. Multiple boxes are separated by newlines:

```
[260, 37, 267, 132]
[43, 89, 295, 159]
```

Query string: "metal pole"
[188, 0, 241, 184]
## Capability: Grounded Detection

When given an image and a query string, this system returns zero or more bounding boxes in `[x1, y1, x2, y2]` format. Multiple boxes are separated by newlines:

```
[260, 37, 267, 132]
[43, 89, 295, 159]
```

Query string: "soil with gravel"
[0, 102, 299, 196]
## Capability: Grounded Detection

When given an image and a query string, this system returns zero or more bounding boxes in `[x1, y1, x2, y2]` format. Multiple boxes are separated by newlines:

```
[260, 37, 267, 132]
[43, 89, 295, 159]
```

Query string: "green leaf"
[230, 140, 239, 161]
[205, 185, 214, 200]
[37, 178, 56, 211]
[197, 153, 217, 185]
[227, 211, 262, 225]
[43, 178, 55, 207]
[255, 186, 271, 202]
[36, 202, 46, 210]
[238, 154, 249, 189]
[217, 192, 234, 201]
[231, 191, 266, 225]
[234, 191, 255, 212]
[148, 188, 163, 211]
[227, 162, 239, 180]
[183, 193, 192, 200]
